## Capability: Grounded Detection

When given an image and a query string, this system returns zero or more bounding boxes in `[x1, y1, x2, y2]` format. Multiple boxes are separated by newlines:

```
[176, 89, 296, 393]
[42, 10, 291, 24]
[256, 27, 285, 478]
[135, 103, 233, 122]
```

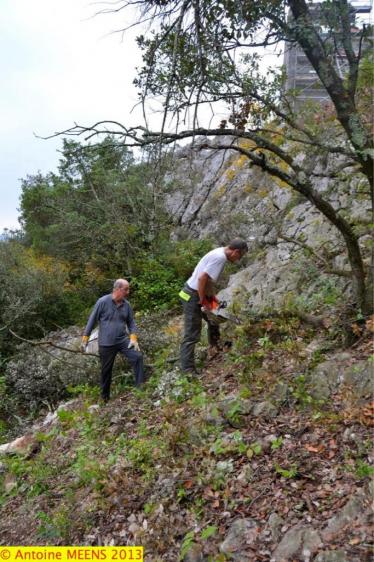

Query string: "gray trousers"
[180, 286, 220, 371]
[99, 340, 144, 400]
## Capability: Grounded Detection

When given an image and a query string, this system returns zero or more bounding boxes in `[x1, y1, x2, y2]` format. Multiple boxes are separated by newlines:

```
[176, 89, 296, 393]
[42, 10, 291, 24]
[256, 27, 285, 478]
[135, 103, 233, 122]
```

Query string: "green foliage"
[200, 525, 217, 540]
[290, 375, 313, 407]
[66, 383, 100, 401]
[249, 442, 262, 455]
[354, 459, 374, 480]
[15, 138, 172, 324]
[73, 447, 106, 489]
[270, 436, 283, 450]
[131, 238, 212, 311]
[180, 531, 195, 560]
[257, 335, 273, 350]
[2, 344, 98, 426]
[226, 400, 243, 425]
[36, 508, 72, 542]
[13, 138, 214, 325]
[274, 463, 298, 479]
[0, 239, 76, 355]
[19, 138, 153, 271]
[131, 255, 182, 311]
[290, 374, 325, 410]
[210, 431, 246, 456]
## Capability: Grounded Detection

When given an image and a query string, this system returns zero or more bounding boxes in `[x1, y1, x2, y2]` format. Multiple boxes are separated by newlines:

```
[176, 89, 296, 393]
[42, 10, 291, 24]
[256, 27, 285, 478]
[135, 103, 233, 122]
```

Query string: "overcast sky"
[0, 0, 145, 231]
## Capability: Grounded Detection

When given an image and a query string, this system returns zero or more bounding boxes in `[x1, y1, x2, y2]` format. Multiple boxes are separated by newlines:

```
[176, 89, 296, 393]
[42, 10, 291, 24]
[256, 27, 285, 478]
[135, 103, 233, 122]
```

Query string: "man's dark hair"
[228, 238, 248, 253]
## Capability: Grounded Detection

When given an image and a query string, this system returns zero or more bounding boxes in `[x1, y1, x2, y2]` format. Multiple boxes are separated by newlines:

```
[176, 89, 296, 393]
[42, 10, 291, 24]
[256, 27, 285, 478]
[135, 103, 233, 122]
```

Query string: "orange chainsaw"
[200, 296, 240, 325]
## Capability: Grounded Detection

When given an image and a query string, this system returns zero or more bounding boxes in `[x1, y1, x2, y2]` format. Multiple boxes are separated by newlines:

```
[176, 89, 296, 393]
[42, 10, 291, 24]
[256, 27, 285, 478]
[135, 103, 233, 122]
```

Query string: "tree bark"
[287, 0, 374, 205]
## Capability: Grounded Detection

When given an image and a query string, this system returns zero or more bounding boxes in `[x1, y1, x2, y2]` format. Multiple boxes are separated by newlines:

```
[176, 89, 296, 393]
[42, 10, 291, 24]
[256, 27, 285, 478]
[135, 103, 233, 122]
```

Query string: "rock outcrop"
[166, 139, 371, 311]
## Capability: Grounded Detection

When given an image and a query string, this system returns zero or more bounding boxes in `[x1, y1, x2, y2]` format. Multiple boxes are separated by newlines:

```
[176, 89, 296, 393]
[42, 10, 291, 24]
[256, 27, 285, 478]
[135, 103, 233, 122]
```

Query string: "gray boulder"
[272, 525, 322, 561]
[308, 354, 373, 401]
[219, 518, 259, 559]
[314, 551, 351, 562]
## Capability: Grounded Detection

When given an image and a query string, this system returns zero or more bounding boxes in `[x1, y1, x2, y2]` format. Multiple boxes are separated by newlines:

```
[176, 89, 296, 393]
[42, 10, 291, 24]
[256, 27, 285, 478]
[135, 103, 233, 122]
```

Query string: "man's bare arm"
[197, 272, 211, 303]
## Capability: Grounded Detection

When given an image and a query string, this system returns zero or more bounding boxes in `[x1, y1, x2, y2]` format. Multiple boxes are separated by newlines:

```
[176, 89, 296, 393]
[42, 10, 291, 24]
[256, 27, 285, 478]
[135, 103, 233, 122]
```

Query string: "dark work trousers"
[180, 286, 220, 372]
[99, 340, 144, 400]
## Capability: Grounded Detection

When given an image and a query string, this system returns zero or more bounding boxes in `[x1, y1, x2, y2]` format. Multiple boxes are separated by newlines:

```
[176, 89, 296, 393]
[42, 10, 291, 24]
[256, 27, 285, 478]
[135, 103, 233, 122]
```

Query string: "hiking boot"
[182, 367, 201, 379]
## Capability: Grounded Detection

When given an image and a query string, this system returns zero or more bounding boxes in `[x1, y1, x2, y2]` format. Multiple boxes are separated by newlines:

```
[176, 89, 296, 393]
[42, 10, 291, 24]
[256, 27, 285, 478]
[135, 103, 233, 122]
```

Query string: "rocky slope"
[0, 312, 372, 561]
[165, 139, 371, 311]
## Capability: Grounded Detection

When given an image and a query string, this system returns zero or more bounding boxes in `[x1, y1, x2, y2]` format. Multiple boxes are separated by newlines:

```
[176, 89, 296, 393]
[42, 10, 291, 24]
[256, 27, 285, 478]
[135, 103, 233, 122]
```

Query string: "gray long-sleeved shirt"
[83, 294, 137, 346]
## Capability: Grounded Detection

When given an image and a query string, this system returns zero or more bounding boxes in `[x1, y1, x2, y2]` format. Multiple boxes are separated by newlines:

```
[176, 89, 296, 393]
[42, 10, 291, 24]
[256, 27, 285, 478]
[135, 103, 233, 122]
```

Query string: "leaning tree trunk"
[288, 0, 374, 206]
[294, 177, 371, 314]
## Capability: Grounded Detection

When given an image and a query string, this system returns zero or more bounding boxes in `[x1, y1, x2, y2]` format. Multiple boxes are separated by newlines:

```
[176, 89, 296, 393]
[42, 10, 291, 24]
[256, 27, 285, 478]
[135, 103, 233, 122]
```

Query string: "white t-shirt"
[187, 247, 227, 290]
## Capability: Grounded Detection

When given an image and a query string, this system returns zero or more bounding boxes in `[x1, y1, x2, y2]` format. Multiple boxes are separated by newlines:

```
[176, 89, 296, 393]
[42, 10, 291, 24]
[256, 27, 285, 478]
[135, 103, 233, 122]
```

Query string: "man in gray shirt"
[81, 279, 144, 401]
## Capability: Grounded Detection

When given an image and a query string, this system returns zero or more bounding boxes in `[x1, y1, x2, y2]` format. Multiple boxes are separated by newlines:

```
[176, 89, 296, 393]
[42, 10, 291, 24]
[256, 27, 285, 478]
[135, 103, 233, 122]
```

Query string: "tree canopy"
[52, 0, 373, 313]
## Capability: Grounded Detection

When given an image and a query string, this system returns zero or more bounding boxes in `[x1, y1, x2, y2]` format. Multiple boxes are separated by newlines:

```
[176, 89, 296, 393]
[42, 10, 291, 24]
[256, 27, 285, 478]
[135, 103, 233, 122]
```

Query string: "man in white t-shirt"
[179, 239, 248, 374]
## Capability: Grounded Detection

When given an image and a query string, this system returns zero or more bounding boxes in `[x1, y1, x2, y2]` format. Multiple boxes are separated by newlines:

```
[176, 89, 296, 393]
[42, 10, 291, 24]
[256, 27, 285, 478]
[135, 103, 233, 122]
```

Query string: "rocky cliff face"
[165, 139, 369, 311]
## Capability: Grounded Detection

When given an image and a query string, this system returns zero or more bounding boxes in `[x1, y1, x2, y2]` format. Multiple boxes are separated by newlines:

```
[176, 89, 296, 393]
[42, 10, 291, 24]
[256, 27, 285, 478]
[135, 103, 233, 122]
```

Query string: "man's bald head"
[113, 279, 129, 290]
[112, 279, 130, 303]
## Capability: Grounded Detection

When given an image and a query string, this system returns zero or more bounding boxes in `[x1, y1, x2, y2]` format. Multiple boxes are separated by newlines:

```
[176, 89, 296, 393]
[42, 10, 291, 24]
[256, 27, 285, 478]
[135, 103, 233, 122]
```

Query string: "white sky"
[0, 0, 145, 231]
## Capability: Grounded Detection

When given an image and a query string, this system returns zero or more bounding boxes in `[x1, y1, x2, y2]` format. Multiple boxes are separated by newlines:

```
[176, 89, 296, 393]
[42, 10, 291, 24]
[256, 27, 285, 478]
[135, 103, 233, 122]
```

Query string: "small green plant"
[239, 386, 251, 399]
[210, 432, 246, 456]
[257, 335, 273, 350]
[190, 391, 210, 408]
[210, 438, 227, 456]
[36, 511, 61, 541]
[143, 502, 156, 515]
[246, 442, 262, 458]
[200, 525, 217, 540]
[190, 497, 205, 519]
[355, 459, 374, 479]
[278, 336, 300, 353]
[66, 383, 100, 400]
[226, 400, 242, 425]
[73, 446, 106, 489]
[250, 442, 262, 455]
[270, 436, 284, 450]
[309, 350, 326, 369]
[177, 487, 188, 502]
[290, 375, 313, 406]
[57, 408, 77, 426]
[239, 350, 265, 383]
[274, 463, 298, 478]
[180, 530, 195, 560]
[36, 506, 72, 542]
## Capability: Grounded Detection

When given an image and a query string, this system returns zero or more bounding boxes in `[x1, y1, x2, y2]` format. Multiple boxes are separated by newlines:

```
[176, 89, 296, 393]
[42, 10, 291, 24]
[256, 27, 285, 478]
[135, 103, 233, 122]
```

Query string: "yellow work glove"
[80, 335, 89, 353]
[128, 334, 140, 352]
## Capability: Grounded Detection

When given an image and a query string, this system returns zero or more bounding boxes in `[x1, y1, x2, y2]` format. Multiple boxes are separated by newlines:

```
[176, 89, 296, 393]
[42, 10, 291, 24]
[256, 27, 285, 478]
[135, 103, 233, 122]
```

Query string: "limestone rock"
[182, 543, 205, 562]
[267, 512, 284, 543]
[322, 491, 369, 541]
[165, 138, 371, 312]
[272, 524, 322, 561]
[236, 464, 254, 485]
[0, 434, 37, 456]
[4, 473, 17, 493]
[314, 551, 351, 562]
[219, 518, 258, 559]
[218, 396, 253, 428]
[252, 401, 278, 419]
[308, 354, 372, 401]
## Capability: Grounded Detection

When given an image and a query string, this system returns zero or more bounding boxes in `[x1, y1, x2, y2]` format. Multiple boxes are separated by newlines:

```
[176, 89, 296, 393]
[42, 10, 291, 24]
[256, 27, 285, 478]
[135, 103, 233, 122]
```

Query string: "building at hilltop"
[283, 1, 372, 108]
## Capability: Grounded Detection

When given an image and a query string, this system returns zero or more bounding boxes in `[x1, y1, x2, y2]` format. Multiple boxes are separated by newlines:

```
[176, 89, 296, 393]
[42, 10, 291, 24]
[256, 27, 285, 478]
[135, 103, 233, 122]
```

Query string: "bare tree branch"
[8, 329, 99, 358]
